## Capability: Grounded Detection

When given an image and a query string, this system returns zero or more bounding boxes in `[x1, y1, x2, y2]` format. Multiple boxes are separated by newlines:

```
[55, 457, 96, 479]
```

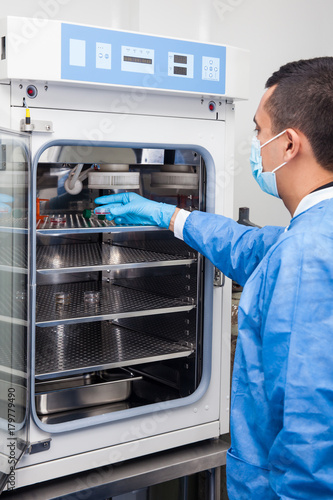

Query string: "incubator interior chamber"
[28, 145, 206, 425]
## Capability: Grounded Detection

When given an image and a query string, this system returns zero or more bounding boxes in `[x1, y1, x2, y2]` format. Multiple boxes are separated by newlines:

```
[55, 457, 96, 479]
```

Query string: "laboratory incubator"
[0, 16, 249, 492]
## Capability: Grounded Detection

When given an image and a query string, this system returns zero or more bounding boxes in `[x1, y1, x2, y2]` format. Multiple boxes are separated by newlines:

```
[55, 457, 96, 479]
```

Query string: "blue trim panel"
[61, 23, 226, 95]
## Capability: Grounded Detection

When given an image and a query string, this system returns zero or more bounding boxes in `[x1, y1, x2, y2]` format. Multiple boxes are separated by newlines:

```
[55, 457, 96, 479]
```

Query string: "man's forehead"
[255, 86, 275, 126]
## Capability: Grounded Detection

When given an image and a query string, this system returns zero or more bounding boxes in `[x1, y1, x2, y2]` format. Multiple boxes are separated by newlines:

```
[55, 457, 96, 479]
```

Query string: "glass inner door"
[0, 129, 30, 493]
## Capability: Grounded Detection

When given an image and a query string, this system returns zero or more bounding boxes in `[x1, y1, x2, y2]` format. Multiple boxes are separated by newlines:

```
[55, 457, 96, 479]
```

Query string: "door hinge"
[213, 267, 225, 287]
[27, 439, 51, 454]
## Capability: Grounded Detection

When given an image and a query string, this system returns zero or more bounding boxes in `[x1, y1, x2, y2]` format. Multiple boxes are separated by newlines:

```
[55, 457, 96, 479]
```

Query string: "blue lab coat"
[183, 197, 333, 499]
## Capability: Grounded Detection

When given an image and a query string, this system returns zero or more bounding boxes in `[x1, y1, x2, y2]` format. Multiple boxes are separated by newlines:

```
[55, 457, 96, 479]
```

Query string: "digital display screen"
[123, 56, 152, 65]
[174, 66, 187, 76]
[174, 54, 187, 64]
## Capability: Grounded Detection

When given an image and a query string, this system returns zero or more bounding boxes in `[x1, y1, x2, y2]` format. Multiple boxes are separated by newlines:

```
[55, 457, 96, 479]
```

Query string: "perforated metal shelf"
[36, 281, 195, 327]
[35, 322, 193, 380]
[36, 214, 160, 235]
[116, 239, 196, 259]
[115, 309, 197, 344]
[36, 242, 195, 274]
[113, 273, 198, 300]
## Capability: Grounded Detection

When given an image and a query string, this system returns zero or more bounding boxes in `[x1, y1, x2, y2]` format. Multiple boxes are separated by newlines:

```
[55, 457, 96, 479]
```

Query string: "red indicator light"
[208, 101, 216, 112]
[26, 85, 37, 98]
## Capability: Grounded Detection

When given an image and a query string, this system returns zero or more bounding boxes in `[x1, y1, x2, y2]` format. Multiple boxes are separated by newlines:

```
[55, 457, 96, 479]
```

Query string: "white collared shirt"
[292, 186, 333, 218]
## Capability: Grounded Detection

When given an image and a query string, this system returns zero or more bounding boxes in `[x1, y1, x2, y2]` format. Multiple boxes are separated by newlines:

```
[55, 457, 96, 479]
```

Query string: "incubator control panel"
[61, 23, 226, 95]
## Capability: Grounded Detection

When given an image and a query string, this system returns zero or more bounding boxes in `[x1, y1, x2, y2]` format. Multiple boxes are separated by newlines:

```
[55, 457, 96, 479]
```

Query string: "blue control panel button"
[61, 23, 226, 94]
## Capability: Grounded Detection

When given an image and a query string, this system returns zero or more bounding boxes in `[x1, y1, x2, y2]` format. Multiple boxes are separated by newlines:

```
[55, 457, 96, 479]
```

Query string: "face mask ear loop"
[260, 129, 287, 149]
[272, 161, 287, 174]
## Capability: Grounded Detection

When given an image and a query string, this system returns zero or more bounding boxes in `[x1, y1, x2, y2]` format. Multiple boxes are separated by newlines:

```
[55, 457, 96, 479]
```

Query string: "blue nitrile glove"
[94, 192, 176, 228]
[0, 194, 13, 214]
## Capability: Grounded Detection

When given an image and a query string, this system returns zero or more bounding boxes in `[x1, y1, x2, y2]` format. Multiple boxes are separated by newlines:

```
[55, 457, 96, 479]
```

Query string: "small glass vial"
[84, 291, 100, 304]
[50, 215, 66, 226]
[55, 291, 70, 310]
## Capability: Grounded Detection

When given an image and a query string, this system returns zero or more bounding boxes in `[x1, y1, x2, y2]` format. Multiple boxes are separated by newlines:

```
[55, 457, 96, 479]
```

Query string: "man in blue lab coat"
[95, 57, 333, 499]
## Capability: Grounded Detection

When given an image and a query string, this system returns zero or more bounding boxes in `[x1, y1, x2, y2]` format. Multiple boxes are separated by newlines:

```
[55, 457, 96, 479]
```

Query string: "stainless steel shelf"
[36, 242, 196, 274]
[36, 281, 195, 327]
[35, 322, 193, 380]
[116, 239, 196, 259]
[113, 273, 198, 301]
[116, 310, 197, 345]
[36, 214, 160, 235]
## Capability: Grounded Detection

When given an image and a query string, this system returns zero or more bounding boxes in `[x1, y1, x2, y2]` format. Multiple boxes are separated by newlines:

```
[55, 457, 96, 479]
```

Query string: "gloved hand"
[0, 194, 13, 214]
[94, 192, 176, 228]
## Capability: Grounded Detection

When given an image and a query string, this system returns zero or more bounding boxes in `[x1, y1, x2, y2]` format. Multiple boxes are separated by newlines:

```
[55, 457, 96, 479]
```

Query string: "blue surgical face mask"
[250, 129, 287, 198]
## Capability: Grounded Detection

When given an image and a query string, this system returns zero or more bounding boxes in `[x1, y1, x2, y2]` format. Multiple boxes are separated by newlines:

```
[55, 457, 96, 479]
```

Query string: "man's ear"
[284, 128, 300, 161]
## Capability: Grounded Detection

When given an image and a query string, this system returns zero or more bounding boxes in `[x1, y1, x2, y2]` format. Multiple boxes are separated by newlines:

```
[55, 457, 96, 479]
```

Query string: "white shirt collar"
[293, 186, 333, 218]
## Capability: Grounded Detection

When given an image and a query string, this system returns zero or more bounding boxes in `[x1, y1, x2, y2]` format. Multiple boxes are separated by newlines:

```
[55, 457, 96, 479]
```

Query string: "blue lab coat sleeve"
[183, 210, 284, 286]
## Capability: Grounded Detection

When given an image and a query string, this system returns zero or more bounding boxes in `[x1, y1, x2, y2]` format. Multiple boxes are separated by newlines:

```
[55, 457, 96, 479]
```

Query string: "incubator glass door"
[0, 129, 30, 493]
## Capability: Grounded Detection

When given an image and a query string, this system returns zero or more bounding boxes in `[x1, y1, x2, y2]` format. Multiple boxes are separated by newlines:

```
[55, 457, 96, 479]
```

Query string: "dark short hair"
[265, 57, 333, 171]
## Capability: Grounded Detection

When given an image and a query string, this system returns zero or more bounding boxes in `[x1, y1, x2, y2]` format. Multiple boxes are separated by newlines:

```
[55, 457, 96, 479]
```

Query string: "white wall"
[137, 0, 333, 226]
[2, 0, 333, 226]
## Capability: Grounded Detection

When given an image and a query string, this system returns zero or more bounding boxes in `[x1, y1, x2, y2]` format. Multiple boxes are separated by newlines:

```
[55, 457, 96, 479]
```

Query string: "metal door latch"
[28, 439, 51, 454]
[213, 267, 225, 287]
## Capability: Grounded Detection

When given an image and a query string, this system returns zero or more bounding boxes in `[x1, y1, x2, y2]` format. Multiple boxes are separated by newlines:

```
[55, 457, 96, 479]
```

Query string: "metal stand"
[2, 437, 230, 500]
